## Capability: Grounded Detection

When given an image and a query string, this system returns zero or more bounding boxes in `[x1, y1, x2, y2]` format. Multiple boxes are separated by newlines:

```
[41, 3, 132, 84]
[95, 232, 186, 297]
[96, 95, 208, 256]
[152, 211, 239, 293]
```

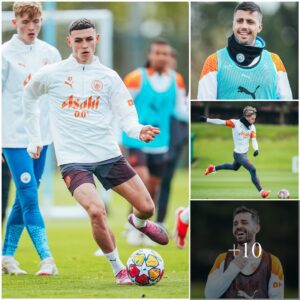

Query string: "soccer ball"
[277, 189, 290, 199]
[126, 248, 164, 286]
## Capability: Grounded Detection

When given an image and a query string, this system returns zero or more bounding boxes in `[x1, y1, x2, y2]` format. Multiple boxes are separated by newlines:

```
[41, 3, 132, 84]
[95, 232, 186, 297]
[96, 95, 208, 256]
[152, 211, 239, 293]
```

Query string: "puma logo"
[237, 289, 258, 299]
[238, 85, 260, 99]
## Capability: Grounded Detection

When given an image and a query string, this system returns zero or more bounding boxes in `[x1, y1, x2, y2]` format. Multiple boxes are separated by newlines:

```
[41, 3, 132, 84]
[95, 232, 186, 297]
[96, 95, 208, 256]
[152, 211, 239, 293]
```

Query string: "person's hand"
[232, 248, 248, 270]
[199, 116, 207, 122]
[139, 126, 160, 143]
[27, 144, 42, 159]
[253, 150, 259, 157]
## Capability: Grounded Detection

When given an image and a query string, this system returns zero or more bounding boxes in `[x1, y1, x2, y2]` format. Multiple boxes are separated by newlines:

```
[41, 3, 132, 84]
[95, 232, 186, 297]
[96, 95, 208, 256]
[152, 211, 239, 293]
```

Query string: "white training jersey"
[207, 118, 258, 154]
[23, 55, 144, 166]
[2, 34, 61, 147]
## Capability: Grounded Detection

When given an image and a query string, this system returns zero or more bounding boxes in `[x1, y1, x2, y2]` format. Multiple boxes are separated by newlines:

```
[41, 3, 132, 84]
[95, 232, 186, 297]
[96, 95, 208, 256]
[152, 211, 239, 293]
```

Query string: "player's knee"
[88, 204, 106, 223]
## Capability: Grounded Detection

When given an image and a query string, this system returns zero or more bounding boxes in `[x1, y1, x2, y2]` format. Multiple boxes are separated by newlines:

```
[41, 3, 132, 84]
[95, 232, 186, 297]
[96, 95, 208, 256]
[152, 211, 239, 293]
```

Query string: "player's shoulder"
[209, 252, 227, 274]
[35, 39, 60, 55]
[124, 68, 142, 88]
[175, 71, 186, 89]
[270, 254, 284, 279]
[2, 39, 15, 55]
[214, 252, 227, 266]
[226, 119, 238, 128]
[200, 52, 218, 79]
[269, 52, 286, 72]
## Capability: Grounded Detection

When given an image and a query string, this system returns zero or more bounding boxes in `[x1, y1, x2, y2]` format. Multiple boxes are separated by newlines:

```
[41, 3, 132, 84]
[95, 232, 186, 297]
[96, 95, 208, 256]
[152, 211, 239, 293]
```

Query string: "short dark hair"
[69, 18, 96, 34]
[233, 206, 260, 224]
[234, 2, 262, 22]
[149, 37, 170, 50]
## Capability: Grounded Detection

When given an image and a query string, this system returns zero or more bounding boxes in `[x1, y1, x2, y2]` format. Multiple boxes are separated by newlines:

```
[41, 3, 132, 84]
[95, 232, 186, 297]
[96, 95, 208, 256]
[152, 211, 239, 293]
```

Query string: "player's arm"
[174, 72, 188, 122]
[268, 255, 284, 298]
[123, 69, 142, 100]
[111, 74, 159, 143]
[270, 53, 293, 100]
[197, 53, 218, 100]
[23, 68, 48, 158]
[251, 125, 259, 157]
[205, 252, 246, 298]
[2, 55, 9, 89]
[200, 117, 236, 128]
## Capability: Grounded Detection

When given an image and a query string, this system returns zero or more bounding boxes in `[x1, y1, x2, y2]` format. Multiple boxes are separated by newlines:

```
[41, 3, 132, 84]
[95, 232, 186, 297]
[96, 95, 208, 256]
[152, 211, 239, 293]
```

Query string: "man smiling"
[205, 206, 284, 298]
[197, 2, 292, 100]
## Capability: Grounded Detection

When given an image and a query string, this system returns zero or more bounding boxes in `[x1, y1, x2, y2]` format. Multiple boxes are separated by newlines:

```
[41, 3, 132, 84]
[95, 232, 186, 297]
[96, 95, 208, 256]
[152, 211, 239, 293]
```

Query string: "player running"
[2, 1, 61, 275]
[201, 106, 270, 198]
[23, 18, 169, 285]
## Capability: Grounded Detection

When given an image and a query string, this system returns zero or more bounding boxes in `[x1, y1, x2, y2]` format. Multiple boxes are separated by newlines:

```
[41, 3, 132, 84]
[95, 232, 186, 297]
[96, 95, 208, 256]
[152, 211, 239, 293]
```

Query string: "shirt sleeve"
[270, 53, 293, 100]
[205, 253, 241, 298]
[22, 67, 48, 147]
[110, 73, 144, 140]
[206, 118, 226, 126]
[174, 72, 188, 122]
[2, 55, 8, 89]
[268, 255, 284, 299]
[197, 53, 218, 100]
[251, 125, 258, 150]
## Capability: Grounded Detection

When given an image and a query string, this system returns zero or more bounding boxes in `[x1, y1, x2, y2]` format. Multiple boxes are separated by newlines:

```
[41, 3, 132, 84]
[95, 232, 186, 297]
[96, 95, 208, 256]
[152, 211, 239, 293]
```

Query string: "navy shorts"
[61, 156, 136, 195]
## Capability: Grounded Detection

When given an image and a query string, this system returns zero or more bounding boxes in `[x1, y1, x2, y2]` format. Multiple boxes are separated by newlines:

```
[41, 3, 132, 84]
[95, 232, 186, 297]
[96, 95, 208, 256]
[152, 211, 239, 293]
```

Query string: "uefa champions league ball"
[126, 248, 164, 286]
[277, 189, 290, 199]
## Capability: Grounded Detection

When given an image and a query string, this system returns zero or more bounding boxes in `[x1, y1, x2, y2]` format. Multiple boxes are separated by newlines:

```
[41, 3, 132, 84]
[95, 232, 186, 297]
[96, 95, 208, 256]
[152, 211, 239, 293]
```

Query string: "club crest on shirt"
[91, 80, 103, 92]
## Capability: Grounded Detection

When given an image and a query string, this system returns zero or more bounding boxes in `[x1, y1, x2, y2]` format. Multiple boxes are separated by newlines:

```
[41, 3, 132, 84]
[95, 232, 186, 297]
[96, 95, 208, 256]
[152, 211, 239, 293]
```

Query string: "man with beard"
[197, 2, 292, 100]
[201, 106, 270, 199]
[205, 206, 284, 298]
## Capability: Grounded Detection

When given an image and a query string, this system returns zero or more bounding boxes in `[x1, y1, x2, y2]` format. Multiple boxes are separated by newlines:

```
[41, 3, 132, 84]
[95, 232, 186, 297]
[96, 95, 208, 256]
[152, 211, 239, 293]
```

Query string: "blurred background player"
[2, 1, 61, 275]
[23, 18, 169, 285]
[197, 1, 292, 100]
[174, 206, 189, 249]
[205, 206, 284, 298]
[156, 47, 188, 227]
[122, 38, 187, 245]
[200, 106, 270, 198]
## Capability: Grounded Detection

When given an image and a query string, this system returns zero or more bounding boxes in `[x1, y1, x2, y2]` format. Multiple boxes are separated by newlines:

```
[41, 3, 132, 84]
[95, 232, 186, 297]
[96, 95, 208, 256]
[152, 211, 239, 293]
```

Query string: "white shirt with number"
[23, 55, 144, 166]
[2, 34, 61, 147]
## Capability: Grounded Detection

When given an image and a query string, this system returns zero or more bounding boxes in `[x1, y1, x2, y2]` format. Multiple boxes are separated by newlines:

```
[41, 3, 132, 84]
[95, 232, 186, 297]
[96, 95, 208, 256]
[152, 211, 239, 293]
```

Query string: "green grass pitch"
[2, 169, 189, 298]
[191, 123, 298, 199]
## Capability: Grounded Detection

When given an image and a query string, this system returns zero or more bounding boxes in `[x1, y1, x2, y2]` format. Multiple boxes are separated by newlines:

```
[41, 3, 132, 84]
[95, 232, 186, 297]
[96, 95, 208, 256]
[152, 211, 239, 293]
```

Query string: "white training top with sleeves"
[206, 118, 258, 154]
[2, 34, 61, 147]
[23, 55, 144, 166]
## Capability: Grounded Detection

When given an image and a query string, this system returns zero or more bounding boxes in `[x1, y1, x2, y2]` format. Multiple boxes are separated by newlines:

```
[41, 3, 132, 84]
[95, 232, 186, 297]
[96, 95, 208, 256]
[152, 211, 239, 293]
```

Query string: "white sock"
[132, 214, 147, 228]
[104, 248, 125, 276]
[181, 207, 190, 224]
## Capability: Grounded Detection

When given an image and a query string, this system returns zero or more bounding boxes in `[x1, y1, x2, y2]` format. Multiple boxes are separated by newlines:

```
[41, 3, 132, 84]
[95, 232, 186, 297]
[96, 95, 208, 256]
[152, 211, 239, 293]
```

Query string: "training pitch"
[2, 170, 189, 298]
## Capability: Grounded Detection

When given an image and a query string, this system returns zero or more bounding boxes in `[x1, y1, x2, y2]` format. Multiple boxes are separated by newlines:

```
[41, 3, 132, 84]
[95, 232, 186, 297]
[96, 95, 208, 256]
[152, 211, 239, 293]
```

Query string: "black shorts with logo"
[60, 156, 136, 195]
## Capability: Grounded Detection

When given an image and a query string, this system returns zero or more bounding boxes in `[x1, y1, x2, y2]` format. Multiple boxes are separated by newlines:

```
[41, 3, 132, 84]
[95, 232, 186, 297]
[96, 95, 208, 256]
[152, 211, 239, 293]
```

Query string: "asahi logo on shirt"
[61, 95, 100, 118]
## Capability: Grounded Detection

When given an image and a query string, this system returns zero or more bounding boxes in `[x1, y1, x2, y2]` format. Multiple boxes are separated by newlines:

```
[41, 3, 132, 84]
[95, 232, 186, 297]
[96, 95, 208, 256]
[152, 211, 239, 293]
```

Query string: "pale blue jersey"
[122, 68, 176, 152]
[217, 47, 278, 100]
